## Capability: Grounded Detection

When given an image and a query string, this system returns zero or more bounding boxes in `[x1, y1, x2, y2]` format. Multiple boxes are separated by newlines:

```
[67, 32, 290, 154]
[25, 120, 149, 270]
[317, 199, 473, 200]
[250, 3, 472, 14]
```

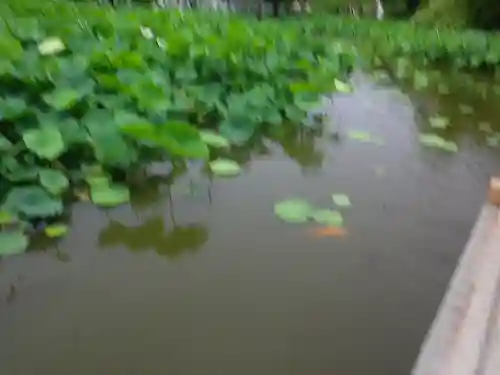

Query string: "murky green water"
[1, 70, 500, 375]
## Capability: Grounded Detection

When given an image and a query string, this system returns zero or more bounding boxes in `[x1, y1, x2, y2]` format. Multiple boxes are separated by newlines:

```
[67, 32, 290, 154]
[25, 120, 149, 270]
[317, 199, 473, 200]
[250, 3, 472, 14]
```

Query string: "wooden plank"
[411, 204, 500, 375]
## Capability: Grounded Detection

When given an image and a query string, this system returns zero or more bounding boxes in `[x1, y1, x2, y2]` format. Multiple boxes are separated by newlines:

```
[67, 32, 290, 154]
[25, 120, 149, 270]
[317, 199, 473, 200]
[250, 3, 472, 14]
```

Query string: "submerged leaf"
[332, 194, 351, 207]
[429, 115, 449, 129]
[274, 199, 313, 223]
[486, 135, 500, 148]
[419, 133, 458, 152]
[375, 166, 386, 177]
[347, 131, 383, 145]
[311, 210, 343, 226]
[0, 231, 28, 256]
[438, 83, 450, 95]
[479, 122, 492, 133]
[459, 104, 474, 115]
[209, 159, 241, 176]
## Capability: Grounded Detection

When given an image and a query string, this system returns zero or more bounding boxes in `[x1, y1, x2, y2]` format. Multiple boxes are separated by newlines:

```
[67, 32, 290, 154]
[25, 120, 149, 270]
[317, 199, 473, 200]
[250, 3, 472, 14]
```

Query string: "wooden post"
[488, 177, 500, 206]
[411, 178, 500, 375]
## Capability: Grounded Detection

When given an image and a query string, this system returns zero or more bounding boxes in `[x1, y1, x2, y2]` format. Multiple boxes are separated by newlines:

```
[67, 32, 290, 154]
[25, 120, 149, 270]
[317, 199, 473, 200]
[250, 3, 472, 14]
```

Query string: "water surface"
[1, 71, 500, 375]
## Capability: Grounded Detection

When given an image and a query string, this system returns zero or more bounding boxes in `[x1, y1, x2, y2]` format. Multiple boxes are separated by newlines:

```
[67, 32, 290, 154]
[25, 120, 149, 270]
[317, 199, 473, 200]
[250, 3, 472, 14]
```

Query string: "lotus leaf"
[274, 199, 313, 223]
[90, 184, 130, 207]
[0, 231, 28, 256]
[3, 186, 63, 218]
[22, 126, 65, 160]
[209, 159, 241, 177]
[311, 210, 343, 226]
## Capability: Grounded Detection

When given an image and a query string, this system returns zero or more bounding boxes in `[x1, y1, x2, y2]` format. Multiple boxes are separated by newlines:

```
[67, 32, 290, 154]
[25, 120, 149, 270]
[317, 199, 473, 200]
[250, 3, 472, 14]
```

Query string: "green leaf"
[0, 134, 13, 151]
[39, 169, 69, 195]
[0, 35, 23, 61]
[3, 186, 63, 218]
[261, 108, 283, 125]
[199, 130, 230, 148]
[294, 93, 319, 112]
[219, 118, 256, 145]
[332, 194, 351, 207]
[55, 118, 89, 145]
[44, 223, 68, 238]
[429, 115, 449, 129]
[274, 199, 313, 223]
[0, 211, 17, 225]
[285, 106, 305, 124]
[209, 159, 241, 177]
[93, 130, 136, 167]
[43, 88, 83, 110]
[23, 126, 65, 160]
[90, 184, 130, 207]
[121, 121, 209, 160]
[311, 210, 343, 226]
[87, 176, 111, 187]
[0, 97, 27, 120]
[0, 231, 28, 256]
[1, 156, 39, 182]
[11, 18, 43, 41]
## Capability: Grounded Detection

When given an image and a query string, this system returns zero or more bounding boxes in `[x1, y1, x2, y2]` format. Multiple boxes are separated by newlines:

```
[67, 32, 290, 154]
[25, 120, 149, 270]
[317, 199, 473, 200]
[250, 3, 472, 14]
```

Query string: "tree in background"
[413, 0, 500, 29]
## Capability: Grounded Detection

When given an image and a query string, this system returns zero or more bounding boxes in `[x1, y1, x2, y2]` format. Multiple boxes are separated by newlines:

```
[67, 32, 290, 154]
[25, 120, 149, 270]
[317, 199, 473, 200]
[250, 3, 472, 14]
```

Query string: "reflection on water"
[1, 70, 500, 375]
[99, 218, 209, 259]
[269, 126, 325, 171]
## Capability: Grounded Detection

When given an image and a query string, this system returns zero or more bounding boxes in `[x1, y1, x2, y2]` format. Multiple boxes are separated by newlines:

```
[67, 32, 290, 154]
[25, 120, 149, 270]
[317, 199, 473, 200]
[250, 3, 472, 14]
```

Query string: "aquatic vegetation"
[331, 194, 351, 207]
[429, 115, 450, 129]
[90, 183, 131, 207]
[274, 195, 349, 229]
[347, 130, 384, 145]
[419, 133, 458, 152]
[209, 159, 242, 177]
[0, 231, 29, 256]
[486, 134, 500, 148]
[0, 2, 355, 254]
[299, 16, 500, 71]
[459, 104, 474, 115]
[479, 122, 492, 133]
[3, 0, 500, 255]
[274, 199, 314, 223]
[199, 131, 231, 149]
[311, 209, 343, 226]
[44, 223, 68, 238]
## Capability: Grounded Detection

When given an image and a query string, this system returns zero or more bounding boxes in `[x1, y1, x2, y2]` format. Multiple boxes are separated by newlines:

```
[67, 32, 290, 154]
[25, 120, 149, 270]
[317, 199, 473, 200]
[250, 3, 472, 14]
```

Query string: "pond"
[1, 69, 500, 375]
